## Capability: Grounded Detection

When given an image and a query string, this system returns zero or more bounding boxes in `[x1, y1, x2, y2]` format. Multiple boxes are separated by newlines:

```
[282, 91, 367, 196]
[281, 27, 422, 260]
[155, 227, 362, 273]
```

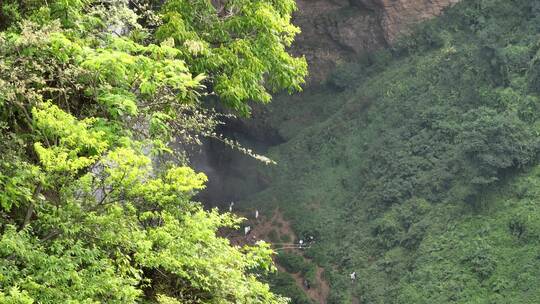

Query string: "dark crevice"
[191, 115, 285, 207]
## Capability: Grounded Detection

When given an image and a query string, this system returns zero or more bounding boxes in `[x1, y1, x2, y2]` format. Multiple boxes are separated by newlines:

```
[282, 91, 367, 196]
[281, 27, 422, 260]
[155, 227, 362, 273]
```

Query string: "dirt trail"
[286, 263, 330, 304]
[227, 209, 330, 303]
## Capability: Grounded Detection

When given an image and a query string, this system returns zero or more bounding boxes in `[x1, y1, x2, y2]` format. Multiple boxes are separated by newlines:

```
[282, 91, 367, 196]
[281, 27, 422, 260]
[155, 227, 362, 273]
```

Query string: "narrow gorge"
[195, 1, 540, 303]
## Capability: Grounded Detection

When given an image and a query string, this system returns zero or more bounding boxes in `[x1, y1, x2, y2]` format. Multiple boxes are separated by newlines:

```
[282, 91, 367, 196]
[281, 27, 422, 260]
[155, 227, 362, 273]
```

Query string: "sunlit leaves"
[0, 0, 296, 302]
[32, 102, 108, 172]
[97, 91, 138, 118]
[157, 0, 307, 115]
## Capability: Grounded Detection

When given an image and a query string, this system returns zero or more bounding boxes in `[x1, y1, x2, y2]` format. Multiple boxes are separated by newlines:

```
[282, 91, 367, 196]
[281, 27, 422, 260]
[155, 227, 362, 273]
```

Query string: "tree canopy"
[0, 0, 306, 303]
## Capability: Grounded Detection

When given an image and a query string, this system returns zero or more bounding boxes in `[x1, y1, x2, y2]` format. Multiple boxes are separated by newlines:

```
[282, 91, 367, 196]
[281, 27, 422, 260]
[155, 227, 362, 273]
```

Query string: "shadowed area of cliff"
[290, 0, 459, 84]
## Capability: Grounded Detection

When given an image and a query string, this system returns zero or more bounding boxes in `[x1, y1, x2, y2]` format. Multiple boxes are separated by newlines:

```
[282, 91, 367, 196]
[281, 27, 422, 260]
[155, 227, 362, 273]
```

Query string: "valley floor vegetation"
[241, 0, 540, 302]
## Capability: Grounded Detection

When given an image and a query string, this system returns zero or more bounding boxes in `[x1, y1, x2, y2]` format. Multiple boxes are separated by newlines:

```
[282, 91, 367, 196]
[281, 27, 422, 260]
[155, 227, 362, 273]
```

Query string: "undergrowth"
[243, 0, 540, 302]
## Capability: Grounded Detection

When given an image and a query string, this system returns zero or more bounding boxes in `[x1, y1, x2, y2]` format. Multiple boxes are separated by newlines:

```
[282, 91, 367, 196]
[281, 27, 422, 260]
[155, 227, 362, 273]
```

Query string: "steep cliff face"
[292, 0, 459, 83]
[194, 0, 461, 205]
[375, 0, 461, 42]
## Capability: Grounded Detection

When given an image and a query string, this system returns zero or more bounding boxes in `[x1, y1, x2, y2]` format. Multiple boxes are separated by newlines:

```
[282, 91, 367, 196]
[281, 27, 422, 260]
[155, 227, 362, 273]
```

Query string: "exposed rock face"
[292, 0, 459, 83]
[375, 0, 461, 42]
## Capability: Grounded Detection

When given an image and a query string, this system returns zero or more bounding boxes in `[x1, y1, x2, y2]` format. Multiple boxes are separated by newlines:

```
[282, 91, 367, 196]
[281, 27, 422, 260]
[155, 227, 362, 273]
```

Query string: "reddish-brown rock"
[376, 0, 461, 42]
[291, 0, 459, 83]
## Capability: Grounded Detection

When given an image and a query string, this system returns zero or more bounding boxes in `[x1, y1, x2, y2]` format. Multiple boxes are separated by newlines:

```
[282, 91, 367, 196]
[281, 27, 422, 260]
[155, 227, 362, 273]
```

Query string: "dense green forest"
[0, 0, 307, 303]
[239, 0, 540, 302]
[3, 0, 540, 303]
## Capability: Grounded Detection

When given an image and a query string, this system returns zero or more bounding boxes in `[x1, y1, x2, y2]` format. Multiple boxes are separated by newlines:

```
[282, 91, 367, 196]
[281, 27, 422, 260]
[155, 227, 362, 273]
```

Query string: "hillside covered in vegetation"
[3, 0, 540, 303]
[237, 0, 540, 302]
[0, 0, 307, 303]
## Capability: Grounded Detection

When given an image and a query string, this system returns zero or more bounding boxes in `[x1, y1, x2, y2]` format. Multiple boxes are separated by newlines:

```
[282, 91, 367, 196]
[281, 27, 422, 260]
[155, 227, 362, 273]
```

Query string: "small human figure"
[229, 202, 234, 212]
[303, 279, 311, 289]
[299, 239, 304, 249]
[244, 226, 251, 236]
[255, 209, 259, 219]
[350, 271, 356, 281]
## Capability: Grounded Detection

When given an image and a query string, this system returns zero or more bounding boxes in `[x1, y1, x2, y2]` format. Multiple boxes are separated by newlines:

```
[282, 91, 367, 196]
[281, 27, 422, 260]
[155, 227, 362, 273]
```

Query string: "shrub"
[266, 272, 314, 304]
[268, 229, 280, 243]
[276, 252, 311, 274]
[464, 241, 497, 280]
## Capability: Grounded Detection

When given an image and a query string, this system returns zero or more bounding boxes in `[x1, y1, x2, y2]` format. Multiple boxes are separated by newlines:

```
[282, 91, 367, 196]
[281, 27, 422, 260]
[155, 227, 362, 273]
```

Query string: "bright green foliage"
[156, 0, 307, 114]
[0, 0, 305, 302]
[33, 102, 109, 172]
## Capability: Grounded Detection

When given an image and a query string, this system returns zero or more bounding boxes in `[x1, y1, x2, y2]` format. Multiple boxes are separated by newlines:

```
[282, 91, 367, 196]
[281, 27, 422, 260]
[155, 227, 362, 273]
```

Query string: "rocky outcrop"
[292, 0, 459, 83]
[375, 0, 461, 42]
